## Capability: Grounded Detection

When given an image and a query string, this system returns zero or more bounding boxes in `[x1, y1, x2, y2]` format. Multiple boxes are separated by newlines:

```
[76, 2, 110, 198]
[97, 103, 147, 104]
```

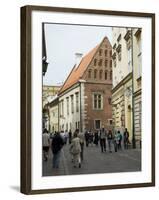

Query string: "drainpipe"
[79, 82, 82, 132]
[79, 79, 86, 132]
[131, 29, 136, 149]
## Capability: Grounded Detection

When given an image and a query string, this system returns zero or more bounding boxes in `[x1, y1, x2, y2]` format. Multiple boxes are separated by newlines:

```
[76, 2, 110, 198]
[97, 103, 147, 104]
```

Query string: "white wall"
[59, 85, 80, 132]
[0, 0, 158, 200]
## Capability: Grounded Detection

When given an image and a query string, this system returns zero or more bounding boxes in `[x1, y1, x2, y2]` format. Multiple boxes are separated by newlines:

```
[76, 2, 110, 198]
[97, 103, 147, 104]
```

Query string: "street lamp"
[42, 57, 49, 76]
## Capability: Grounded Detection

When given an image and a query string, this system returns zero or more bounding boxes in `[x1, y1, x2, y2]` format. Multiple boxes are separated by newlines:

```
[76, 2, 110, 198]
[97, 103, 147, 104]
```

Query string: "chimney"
[75, 53, 83, 67]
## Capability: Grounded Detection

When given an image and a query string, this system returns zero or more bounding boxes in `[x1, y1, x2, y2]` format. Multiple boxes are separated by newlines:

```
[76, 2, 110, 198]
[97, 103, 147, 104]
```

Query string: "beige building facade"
[43, 85, 61, 107]
[112, 27, 142, 146]
[49, 97, 59, 132]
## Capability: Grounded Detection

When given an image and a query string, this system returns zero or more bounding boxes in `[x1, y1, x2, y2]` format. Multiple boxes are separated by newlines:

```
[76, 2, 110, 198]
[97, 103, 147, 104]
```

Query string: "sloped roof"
[59, 44, 99, 94]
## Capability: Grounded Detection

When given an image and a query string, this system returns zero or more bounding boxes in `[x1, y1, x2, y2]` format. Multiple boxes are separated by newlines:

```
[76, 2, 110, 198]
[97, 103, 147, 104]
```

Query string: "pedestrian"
[64, 129, 68, 144]
[117, 130, 122, 150]
[113, 131, 118, 152]
[68, 129, 72, 144]
[77, 129, 85, 161]
[89, 130, 94, 146]
[124, 128, 129, 149]
[51, 132, 64, 168]
[94, 130, 99, 146]
[99, 127, 107, 152]
[69, 132, 81, 168]
[107, 130, 113, 152]
[42, 128, 50, 161]
[84, 130, 89, 147]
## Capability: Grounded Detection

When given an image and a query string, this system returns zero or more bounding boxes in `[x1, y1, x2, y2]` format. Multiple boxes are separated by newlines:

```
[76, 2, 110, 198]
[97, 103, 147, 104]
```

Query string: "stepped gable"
[59, 44, 100, 94]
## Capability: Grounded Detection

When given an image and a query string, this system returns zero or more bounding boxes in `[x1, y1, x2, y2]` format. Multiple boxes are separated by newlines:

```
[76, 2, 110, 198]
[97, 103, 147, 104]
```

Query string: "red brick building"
[58, 37, 112, 132]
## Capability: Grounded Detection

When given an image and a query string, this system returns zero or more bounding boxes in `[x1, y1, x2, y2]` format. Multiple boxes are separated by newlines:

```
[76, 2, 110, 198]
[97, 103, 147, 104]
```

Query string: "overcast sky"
[43, 23, 112, 86]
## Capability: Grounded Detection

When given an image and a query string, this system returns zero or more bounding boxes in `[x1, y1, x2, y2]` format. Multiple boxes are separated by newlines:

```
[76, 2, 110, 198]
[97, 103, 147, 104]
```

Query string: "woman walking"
[70, 132, 81, 168]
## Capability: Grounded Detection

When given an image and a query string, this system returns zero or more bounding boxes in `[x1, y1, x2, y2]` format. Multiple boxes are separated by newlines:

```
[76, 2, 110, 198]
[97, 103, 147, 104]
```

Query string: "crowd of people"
[42, 127, 130, 169]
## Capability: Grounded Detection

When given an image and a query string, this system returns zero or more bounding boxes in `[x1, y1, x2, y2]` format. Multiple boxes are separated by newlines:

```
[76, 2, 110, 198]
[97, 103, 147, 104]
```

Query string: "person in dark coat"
[124, 128, 129, 149]
[94, 130, 99, 146]
[84, 130, 89, 147]
[68, 129, 72, 144]
[51, 132, 64, 168]
[107, 130, 113, 152]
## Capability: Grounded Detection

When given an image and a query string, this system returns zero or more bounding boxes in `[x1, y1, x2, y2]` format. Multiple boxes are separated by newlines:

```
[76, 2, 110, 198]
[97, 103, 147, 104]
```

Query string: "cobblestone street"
[43, 142, 141, 176]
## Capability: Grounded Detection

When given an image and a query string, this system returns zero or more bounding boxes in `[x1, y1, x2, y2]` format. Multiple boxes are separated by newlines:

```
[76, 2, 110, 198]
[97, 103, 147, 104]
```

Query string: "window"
[118, 52, 121, 61]
[113, 59, 116, 68]
[88, 69, 91, 78]
[105, 60, 108, 67]
[127, 47, 132, 72]
[98, 59, 102, 66]
[75, 92, 79, 112]
[71, 95, 74, 113]
[94, 59, 97, 66]
[93, 93, 103, 110]
[94, 69, 97, 79]
[95, 120, 101, 129]
[99, 49, 102, 56]
[62, 100, 64, 116]
[60, 100, 64, 116]
[66, 123, 68, 131]
[99, 70, 103, 79]
[78, 121, 80, 129]
[66, 97, 69, 115]
[76, 122, 78, 129]
[110, 70, 112, 80]
[105, 70, 108, 80]
[137, 35, 142, 78]
[138, 53, 142, 78]
[110, 60, 112, 68]
[105, 49, 108, 56]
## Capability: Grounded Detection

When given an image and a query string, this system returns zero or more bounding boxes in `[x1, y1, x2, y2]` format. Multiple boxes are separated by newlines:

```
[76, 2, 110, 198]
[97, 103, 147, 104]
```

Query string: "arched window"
[88, 69, 91, 78]
[94, 69, 97, 79]
[94, 59, 97, 66]
[105, 49, 108, 56]
[99, 70, 103, 79]
[110, 60, 112, 68]
[110, 70, 112, 80]
[98, 59, 102, 66]
[99, 49, 103, 56]
[105, 70, 108, 80]
[105, 59, 108, 67]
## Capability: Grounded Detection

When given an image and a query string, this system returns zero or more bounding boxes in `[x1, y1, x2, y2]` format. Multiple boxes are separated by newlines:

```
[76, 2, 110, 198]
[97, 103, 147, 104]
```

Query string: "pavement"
[43, 141, 141, 176]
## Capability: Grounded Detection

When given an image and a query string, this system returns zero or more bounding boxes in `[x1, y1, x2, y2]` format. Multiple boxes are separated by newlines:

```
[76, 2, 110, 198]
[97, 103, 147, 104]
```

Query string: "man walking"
[100, 127, 107, 152]
[107, 130, 113, 153]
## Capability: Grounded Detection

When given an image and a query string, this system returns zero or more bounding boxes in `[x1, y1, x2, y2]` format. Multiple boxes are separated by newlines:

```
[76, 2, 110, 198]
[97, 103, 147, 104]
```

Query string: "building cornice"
[112, 72, 132, 94]
[58, 82, 80, 97]
[85, 81, 112, 86]
[133, 88, 142, 98]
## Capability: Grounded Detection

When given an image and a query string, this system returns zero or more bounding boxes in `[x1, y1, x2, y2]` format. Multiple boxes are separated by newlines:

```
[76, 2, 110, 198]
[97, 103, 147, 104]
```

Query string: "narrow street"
[43, 142, 141, 176]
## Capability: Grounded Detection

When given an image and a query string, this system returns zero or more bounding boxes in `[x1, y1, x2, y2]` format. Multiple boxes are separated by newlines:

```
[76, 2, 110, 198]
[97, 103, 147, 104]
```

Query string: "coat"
[70, 137, 81, 155]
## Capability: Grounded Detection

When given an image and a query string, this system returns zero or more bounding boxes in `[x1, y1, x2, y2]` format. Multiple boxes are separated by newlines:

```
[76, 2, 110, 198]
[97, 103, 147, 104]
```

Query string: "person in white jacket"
[70, 132, 81, 168]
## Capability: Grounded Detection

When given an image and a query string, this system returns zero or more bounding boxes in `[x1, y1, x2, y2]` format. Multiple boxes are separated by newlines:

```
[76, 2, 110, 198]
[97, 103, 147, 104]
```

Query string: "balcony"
[116, 44, 121, 53]
[124, 29, 131, 41]
[134, 28, 141, 37]
[112, 52, 116, 60]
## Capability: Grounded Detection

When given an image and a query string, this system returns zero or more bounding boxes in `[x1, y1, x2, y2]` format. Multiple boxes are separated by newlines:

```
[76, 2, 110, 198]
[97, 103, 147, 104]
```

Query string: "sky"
[43, 23, 112, 86]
